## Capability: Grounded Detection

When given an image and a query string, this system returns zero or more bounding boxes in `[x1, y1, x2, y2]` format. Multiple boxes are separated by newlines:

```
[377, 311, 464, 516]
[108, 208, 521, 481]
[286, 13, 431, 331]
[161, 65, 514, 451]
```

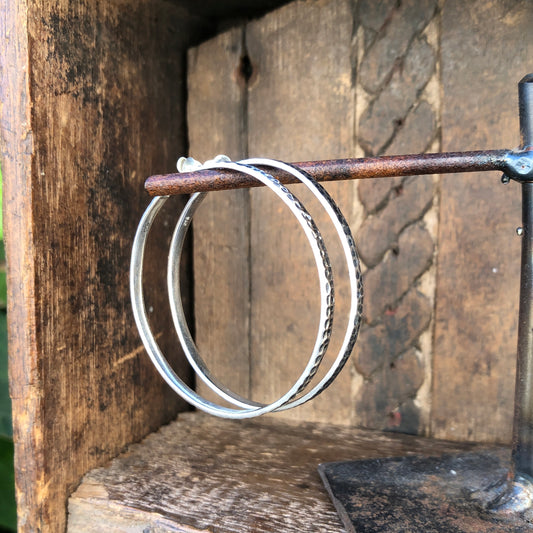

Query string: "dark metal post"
[512, 74, 533, 480]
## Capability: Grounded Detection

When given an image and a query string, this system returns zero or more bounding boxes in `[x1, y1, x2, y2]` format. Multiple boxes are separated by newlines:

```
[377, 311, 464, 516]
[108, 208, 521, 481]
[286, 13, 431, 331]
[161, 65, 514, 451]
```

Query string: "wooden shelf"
[68, 413, 484, 532]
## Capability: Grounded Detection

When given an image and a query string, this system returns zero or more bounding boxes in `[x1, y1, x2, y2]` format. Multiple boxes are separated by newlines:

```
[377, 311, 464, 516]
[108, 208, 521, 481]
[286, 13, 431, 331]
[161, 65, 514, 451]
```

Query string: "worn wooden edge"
[1, 2, 204, 531]
[0, 1, 44, 531]
[69, 494, 206, 533]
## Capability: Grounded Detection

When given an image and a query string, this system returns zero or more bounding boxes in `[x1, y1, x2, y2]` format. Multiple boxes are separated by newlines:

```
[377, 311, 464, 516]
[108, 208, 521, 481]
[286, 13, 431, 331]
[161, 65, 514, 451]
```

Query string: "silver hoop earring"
[131, 161, 335, 418]
[168, 158, 363, 412]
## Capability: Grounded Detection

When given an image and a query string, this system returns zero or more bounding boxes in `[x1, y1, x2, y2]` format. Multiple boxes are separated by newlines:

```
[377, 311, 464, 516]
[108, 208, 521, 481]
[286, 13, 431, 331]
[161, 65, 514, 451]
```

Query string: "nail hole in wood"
[238, 54, 254, 86]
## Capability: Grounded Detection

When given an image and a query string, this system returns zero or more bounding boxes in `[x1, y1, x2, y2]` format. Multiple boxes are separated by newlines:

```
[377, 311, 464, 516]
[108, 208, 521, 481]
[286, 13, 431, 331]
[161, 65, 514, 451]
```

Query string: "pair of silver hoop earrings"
[130, 156, 363, 419]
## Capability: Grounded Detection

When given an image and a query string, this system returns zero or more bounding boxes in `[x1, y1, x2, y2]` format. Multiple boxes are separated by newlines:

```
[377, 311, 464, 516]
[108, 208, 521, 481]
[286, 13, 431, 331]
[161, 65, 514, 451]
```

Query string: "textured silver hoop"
[245, 159, 363, 409]
[131, 161, 335, 418]
[168, 158, 363, 411]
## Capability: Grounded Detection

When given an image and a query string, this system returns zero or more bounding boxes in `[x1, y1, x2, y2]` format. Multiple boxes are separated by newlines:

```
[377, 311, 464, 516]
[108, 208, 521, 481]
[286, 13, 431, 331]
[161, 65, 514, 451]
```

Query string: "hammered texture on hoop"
[243, 159, 363, 409]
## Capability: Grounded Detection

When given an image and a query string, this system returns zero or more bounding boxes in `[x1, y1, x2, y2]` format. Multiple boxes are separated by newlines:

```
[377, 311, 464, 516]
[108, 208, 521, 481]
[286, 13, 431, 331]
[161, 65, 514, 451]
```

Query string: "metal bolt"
[517, 227, 524, 236]
[515, 157, 533, 175]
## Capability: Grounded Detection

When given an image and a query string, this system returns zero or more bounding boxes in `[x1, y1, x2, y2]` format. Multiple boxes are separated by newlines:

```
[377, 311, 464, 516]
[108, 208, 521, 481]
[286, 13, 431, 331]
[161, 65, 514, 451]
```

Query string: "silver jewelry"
[168, 159, 363, 411]
[131, 161, 335, 418]
[243, 159, 363, 408]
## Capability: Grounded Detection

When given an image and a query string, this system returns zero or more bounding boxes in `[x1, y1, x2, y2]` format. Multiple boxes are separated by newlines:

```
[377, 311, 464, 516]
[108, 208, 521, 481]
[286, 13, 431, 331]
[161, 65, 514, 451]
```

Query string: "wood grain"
[433, 0, 533, 443]
[188, 27, 251, 402]
[246, 0, 357, 424]
[188, 0, 359, 422]
[0, 1, 42, 530]
[67, 412, 482, 532]
[186, 0, 532, 442]
[1, 1, 204, 530]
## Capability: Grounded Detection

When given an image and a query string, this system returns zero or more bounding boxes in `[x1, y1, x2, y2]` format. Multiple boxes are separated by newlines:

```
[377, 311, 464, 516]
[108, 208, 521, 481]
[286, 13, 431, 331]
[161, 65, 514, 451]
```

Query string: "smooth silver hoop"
[131, 161, 335, 418]
[167, 161, 334, 413]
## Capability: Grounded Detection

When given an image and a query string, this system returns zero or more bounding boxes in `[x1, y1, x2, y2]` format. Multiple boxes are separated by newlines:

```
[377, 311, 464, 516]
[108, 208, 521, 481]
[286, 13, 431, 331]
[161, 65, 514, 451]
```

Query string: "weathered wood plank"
[1, 1, 204, 530]
[68, 412, 482, 532]
[185, 0, 531, 443]
[0, 1, 42, 531]
[188, 27, 251, 402]
[246, 0, 358, 424]
[433, 0, 533, 443]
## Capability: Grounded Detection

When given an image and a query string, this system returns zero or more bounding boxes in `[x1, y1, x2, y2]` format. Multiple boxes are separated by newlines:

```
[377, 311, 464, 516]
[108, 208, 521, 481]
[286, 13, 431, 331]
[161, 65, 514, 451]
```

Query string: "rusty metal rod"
[145, 150, 510, 196]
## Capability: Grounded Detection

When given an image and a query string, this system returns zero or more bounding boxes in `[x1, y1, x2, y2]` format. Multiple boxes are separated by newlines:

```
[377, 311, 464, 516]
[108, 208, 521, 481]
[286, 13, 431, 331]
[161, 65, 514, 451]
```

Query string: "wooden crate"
[68, 412, 481, 532]
[1, 0, 532, 531]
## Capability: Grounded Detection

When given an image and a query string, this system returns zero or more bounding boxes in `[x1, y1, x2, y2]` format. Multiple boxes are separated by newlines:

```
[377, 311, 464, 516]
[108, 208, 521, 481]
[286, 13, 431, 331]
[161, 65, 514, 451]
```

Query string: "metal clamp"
[503, 149, 533, 182]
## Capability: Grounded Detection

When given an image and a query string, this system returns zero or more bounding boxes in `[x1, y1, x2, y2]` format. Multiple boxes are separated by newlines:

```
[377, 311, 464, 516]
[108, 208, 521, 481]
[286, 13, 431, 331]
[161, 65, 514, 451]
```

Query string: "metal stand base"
[319, 450, 533, 532]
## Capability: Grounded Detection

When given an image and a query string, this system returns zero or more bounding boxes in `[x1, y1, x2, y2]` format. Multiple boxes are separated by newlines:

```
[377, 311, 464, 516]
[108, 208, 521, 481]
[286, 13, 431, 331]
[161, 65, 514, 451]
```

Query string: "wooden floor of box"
[67, 412, 485, 532]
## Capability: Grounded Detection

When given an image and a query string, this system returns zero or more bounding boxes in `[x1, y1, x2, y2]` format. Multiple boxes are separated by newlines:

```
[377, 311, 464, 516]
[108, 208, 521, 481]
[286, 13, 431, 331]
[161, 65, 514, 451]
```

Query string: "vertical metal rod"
[512, 181, 533, 478]
[511, 74, 533, 480]
[518, 74, 533, 148]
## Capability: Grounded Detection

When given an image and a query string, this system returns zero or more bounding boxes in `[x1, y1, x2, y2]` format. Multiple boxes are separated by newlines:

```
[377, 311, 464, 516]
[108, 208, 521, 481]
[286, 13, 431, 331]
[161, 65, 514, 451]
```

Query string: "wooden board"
[190, 0, 358, 425]
[188, 0, 533, 441]
[67, 412, 482, 532]
[432, 0, 533, 443]
[353, 0, 439, 435]
[246, 0, 357, 424]
[188, 27, 252, 401]
[0, 1, 206, 530]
